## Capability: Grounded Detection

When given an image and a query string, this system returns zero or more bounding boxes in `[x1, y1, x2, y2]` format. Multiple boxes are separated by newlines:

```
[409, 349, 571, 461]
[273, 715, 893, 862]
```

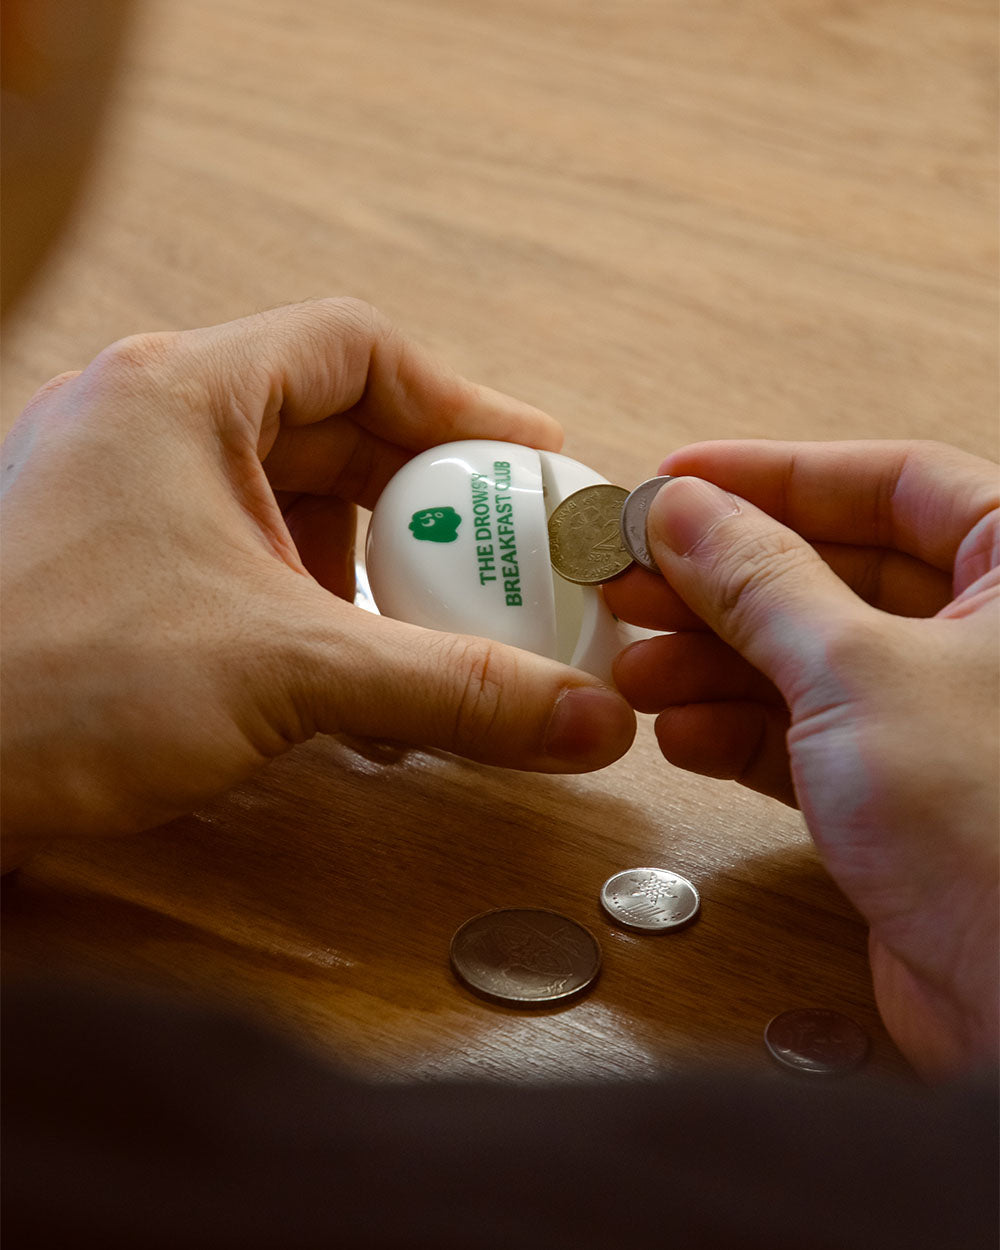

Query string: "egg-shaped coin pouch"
[364, 440, 653, 682]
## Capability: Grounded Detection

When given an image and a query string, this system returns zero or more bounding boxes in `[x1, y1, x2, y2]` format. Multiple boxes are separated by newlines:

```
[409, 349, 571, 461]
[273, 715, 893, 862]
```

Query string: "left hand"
[1, 299, 635, 862]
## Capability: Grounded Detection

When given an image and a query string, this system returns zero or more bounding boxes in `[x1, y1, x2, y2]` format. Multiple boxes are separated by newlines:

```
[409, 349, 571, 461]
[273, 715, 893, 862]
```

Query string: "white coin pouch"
[364, 439, 656, 682]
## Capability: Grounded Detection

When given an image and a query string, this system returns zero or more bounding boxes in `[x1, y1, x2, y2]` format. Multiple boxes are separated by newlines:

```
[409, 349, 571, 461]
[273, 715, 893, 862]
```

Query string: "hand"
[1, 299, 634, 861]
[605, 440, 999, 1078]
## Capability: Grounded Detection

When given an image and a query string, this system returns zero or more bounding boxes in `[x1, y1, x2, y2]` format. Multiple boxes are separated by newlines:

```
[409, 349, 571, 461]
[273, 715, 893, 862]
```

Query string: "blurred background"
[3, 0, 997, 471]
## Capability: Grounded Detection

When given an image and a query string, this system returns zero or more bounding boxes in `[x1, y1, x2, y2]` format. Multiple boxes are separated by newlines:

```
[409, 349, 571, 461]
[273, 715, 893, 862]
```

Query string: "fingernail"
[648, 476, 740, 557]
[544, 686, 635, 762]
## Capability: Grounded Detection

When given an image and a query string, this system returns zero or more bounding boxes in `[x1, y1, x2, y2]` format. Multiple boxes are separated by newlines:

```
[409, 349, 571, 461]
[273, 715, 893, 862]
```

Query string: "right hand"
[606, 440, 999, 1078]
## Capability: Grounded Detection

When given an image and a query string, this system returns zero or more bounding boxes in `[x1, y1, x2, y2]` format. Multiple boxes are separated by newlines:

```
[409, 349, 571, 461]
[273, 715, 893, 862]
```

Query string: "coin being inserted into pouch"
[546, 484, 632, 585]
[450, 908, 602, 1006]
[547, 477, 675, 585]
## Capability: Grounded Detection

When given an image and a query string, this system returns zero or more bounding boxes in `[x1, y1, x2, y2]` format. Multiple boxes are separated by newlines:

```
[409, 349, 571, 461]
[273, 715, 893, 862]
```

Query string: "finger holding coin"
[601, 476, 710, 629]
[548, 476, 681, 589]
[619, 476, 674, 574]
[547, 475, 713, 635]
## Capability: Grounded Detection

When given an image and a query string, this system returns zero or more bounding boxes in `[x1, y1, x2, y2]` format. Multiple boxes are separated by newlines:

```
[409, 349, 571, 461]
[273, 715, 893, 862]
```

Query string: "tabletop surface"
[3, 0, 997, 1084]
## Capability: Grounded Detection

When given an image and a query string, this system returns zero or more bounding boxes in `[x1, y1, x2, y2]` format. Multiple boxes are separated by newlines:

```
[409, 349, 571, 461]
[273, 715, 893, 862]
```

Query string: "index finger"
[195, 298, 564, 457]
[659, 440, 999, 573]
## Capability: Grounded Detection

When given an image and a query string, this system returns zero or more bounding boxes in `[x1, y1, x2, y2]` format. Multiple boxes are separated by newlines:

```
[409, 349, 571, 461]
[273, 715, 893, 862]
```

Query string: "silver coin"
[620, 476, 673, 573]
[450, 908, 601, 1005]
[764, 1008, 869, 1076]
[599, 867, 700, 932]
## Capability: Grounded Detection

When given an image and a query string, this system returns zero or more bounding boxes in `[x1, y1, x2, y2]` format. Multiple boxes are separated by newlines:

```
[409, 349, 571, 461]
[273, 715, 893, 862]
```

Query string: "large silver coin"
[764, 1008, 869, 1076]
[620, 476, 673, 573]
[450, 908, 601, 1005]
[547, 484, 633, 585]
[599, 867, 700, 932]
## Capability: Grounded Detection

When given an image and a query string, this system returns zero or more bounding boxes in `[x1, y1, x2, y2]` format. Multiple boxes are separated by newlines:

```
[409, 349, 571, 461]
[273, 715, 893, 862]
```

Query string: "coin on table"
[547, 484, 632, 584]
[450, 908, 602, 1005]
[764, 1008, 869, 1076]
[620, 476, 673, 573]
[599, 867, 700, 932]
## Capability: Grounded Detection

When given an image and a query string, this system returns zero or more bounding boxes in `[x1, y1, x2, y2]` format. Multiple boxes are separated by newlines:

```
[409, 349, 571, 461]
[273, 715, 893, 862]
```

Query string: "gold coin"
[547, 484, 632, 585]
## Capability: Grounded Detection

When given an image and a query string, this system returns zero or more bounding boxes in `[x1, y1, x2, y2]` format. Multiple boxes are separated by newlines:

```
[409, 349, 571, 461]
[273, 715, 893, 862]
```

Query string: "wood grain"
[3, 0, 997, 1084]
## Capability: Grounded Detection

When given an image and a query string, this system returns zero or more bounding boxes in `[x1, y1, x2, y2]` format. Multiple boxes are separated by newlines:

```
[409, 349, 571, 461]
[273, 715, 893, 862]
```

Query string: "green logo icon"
[409, 506, 462, 543]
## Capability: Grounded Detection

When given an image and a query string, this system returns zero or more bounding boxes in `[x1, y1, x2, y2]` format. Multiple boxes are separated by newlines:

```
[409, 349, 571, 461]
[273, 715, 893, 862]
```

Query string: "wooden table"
[3, 0, 996, 1083]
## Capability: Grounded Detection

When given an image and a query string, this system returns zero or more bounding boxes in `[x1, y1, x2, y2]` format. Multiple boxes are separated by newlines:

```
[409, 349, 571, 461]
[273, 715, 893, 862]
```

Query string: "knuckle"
[88, 331, 181, 391]
[713, 527, 813, 642]
[444, 635, 508, 752]
[316, 295, 382, 338]
[906, 439, 955, 469]
[36, 369, 82, 395]
[285, 297, 388, 380]
[12, 371, 83, 424]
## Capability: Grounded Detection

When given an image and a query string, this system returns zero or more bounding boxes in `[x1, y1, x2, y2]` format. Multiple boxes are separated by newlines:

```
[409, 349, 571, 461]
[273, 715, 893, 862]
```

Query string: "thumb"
[645, 476, 861, 697]
[293, 606, 637, 773]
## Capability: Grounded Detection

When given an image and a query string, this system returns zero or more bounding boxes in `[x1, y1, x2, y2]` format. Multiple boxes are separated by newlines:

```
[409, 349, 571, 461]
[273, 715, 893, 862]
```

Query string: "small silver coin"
[450, 908, 602, 1006]
[620, 476, 673, 573]
[599, 867, 700, 932]
[764, 1008, 869, 1076]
